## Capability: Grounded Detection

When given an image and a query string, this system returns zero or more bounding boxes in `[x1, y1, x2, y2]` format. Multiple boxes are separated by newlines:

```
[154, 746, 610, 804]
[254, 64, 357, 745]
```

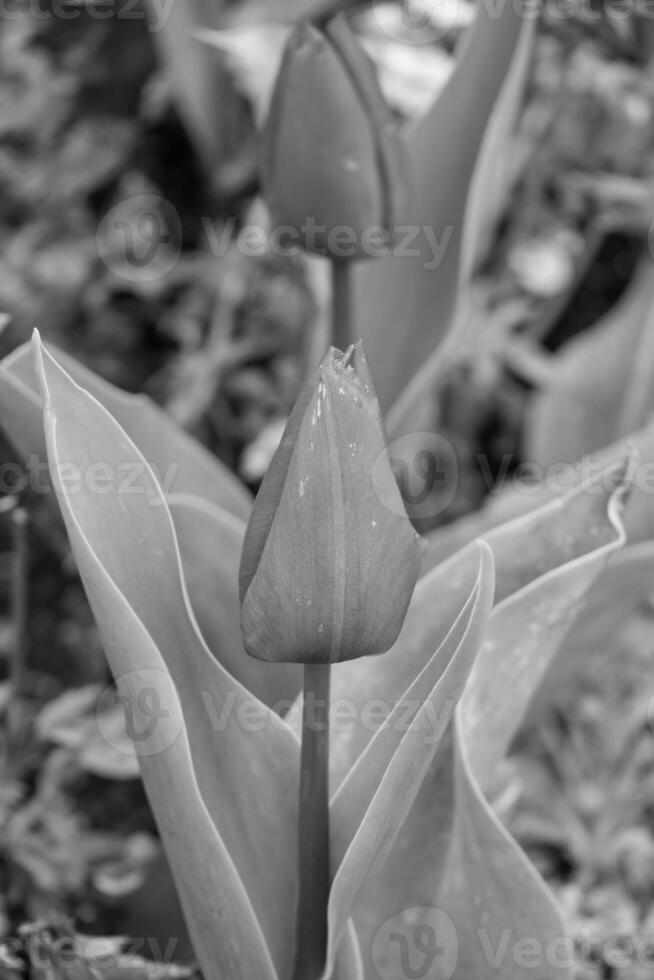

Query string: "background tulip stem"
[292, 662, 331, 980]
[332, 260, 354, 352]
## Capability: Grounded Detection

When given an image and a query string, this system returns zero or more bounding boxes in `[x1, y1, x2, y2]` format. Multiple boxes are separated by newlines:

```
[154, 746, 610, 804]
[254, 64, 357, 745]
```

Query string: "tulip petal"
[238, 360, 318, 601]
[241, 346, 424, 663]
[1, 340, 251, 518]
[33, 336, 299, 980]
[324, 543, 494, 976]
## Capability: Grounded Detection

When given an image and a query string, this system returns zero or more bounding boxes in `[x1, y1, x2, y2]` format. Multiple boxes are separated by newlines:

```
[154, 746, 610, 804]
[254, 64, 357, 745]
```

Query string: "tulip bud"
[260, 15, 408, 260]
[239, 342, 425, 664]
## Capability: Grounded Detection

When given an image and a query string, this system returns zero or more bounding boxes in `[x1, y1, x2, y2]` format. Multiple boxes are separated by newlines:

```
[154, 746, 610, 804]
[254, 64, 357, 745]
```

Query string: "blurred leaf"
[36, 685, 140, 779]
[142, 0, 231, 172]
[353, 0, 527, 415]
[460, 15, 535, 281]
[36, 685, 102, 748]
[527, 259, 654, 470]
[33, 338, 298, 980]
[195, 24, 289, 125]
[0, 341, 252, 519]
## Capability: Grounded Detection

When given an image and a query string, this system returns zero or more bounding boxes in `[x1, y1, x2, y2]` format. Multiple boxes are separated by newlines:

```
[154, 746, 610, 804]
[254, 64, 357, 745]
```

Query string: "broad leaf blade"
[325, 545, 494, 976]
[349, 462, 629, 978]
[438, 469, 629, 979]
[353, 0, 527, 412]
[460, 15, 535, 281]
[422, 422, 654, 563]
[34, 338, 298, 980]
[323, 463, 629, 780]
[2, 341, 251, 519]
[0, 348, 297, 714]
[527, 259, 654, 470]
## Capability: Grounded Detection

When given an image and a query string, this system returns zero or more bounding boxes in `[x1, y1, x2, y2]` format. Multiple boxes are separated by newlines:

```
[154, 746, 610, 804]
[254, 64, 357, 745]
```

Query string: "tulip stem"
[332, 261, 354, 352]
[292, 662, 331, 980]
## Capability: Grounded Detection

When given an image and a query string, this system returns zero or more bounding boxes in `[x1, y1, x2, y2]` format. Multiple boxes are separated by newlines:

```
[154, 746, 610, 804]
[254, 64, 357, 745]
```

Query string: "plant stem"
[292, 663, 331, 980]
[331, 261, 354, 352]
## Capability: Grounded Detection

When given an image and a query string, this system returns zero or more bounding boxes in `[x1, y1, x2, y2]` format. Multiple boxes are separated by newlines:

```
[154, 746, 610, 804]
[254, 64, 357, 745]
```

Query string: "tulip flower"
[239, 339, 424, 979]
[239, 341, 425, 665]
[260, 15, 407, 260]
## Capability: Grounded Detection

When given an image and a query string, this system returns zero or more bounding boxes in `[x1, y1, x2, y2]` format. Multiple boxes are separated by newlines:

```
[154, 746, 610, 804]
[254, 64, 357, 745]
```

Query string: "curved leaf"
[422, 422, 654, 563]
[33, 337, 298, 980]
[1, 341, 251, 519]
[353, 0, 528, 412]
[325, 544, 494, 977]
[349, 461, 629, 978]
[527, 258, 654, 470]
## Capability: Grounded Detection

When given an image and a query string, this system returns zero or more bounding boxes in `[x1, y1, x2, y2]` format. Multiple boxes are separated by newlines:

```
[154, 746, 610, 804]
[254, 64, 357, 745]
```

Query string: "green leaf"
[460, 15, 536, 281]
[325, 544, 494, 977]
[33, 336, 298, 980]
[352, 0, 528, 413]
[527, 258, 654, 470]
[387, 12, 536, 436]
[168, 492, 302, 707]
[421, 422, 654, 561]
[1, 341, 251, 519]
[0, 346, 292, 707]
[343, 461, 629, 978]
[142, 0, 232, 173]
[436, 469, 629, 979]
[532, 540, 654, 717]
